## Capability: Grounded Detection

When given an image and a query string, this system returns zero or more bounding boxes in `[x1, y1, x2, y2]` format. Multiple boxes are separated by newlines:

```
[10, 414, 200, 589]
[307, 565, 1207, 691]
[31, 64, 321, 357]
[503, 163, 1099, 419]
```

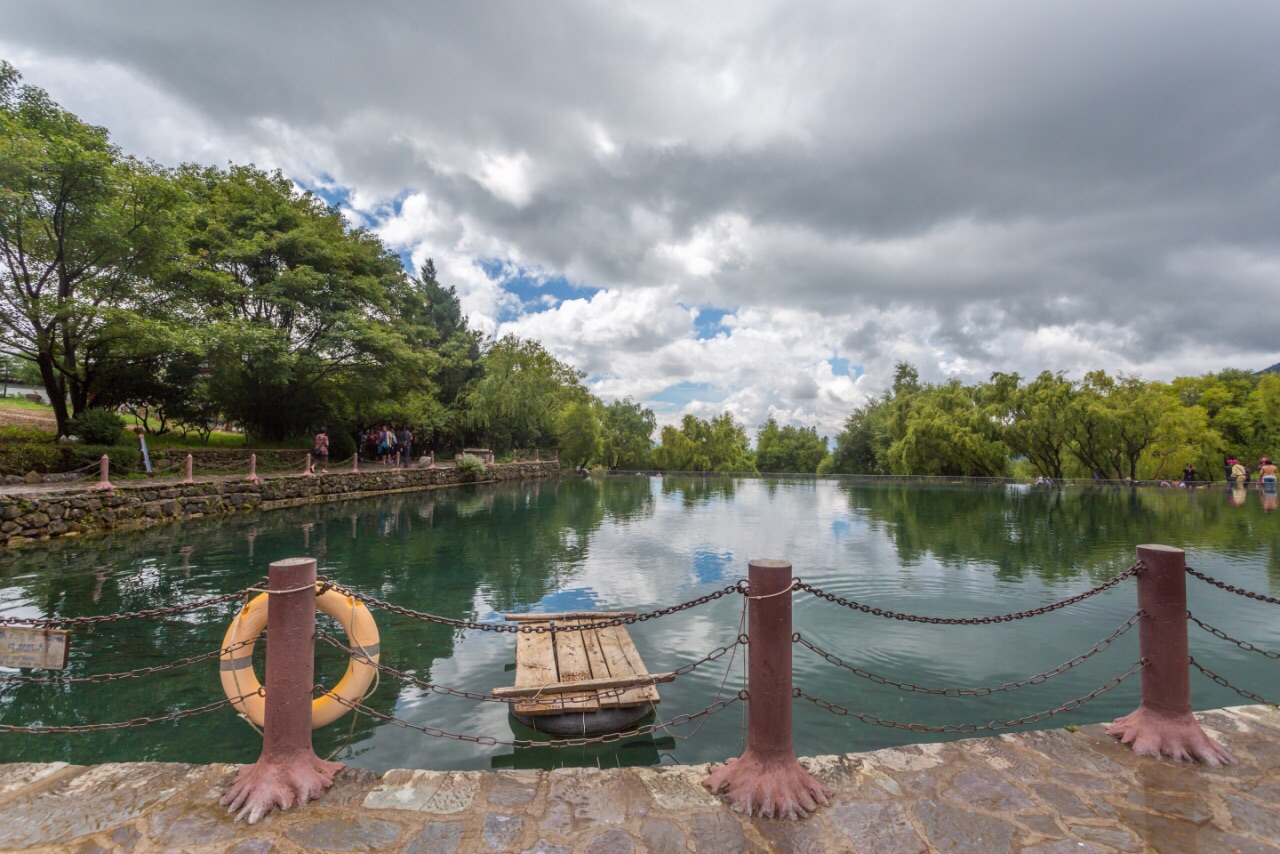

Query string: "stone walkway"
[1, 705, 1276, 852]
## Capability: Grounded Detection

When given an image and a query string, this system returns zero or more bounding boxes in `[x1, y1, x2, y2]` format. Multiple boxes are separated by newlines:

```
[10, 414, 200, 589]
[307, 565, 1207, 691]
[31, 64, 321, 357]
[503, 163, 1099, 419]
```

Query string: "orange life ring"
[219, 583, 379, 729]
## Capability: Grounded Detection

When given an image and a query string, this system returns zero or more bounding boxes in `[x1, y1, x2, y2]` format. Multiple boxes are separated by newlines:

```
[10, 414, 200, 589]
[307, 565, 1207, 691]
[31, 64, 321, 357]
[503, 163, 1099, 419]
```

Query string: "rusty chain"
[0, 637, 259, 685]
[794, 610, 1144, 697]
[316, 630, 747, 705]
[322, 581, 743, 633]
[1184, 566, 1280, 605]
[1188, 657, 1276, 706]
[0, 693, 260, 734]
[0, 589, 252, 629]
[795, 562, 1141, 625]
[316, 687, 745, 748]
[1187, 612, 1280, 660]
[794, 659, 1146, 733]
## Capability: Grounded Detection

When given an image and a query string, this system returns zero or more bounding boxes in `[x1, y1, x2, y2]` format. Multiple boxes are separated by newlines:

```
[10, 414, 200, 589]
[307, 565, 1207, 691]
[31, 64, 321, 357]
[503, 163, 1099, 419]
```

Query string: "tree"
[556, 400, 602, 468]
[885, 380, 1009, 477]
[989, 371, 1075, 479]
[755, 416, 828, 473]
[829, 400, 891, 474]
[464, 335, 587, 451]
[0, 61, 187, 435]
[181, 164, 416, 441]
[599, 397, 656, 469]
[652, 412, 755, 472]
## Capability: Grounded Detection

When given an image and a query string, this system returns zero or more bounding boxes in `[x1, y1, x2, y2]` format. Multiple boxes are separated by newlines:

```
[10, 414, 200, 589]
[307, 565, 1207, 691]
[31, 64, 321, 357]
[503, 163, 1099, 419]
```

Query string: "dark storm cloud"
[4, 0, 1279, 382]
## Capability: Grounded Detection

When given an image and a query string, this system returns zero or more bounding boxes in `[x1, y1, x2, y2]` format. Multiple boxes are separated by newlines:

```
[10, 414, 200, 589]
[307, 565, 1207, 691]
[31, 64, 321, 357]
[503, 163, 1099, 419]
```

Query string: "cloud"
[4, 0, 1279, 440]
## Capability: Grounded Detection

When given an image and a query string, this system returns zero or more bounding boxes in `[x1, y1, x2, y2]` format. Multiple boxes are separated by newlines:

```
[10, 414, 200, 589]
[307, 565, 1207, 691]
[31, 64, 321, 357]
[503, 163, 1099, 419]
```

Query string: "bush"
[455, 453, 485, 480]
[0, 441, 62, 474]
[64, 444, 140, 473]
[327, 429, 356, 459]
[69, 409, 127, 445]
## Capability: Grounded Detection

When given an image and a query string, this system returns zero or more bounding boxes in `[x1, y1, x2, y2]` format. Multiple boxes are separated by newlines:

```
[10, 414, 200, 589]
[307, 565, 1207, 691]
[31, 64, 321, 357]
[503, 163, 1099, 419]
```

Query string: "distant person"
[1230, 458, 1246, 488]
[312, 427, 329, 473]
[1224, 457, 1233, 483]
[1259, 457, 1278, 493]
[1182, 462, 1197, 485]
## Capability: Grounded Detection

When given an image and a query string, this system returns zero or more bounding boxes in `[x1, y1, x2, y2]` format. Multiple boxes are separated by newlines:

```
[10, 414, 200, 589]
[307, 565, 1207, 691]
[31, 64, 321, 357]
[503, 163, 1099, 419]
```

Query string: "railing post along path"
[1107, 544, 1233, 765]
[704, 559, 831, 819]
[302, 453, 315, 478]
[93, 454, 114, 491]
[221, 558, 342, 823]
[246, 454, 262, 484]
[182, 453, 194, 484]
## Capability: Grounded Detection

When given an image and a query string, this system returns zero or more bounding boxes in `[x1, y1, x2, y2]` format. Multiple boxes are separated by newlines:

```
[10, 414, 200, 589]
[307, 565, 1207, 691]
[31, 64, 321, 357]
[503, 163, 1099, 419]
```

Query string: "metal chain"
[0, 694, 259, 734]
[1189, 657, 1276, 706]
[1187, 612, 1280, 659]
[316, 688, 745, 748]
[794, 659, 1146, 733]
[794, 611, 1143, 697]
[1184, 566, 1280, 605]
[0, 637, 259, 685]
[0, 589, 252, 628]
[795, 562, 1141, 625]
[323, 581, 743, 633]
[316, 630, 747, 705]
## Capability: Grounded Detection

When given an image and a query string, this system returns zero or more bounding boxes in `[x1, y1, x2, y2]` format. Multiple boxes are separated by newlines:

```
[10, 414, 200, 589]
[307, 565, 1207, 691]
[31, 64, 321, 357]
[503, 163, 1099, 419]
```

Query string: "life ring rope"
[219, 582, 381, 730]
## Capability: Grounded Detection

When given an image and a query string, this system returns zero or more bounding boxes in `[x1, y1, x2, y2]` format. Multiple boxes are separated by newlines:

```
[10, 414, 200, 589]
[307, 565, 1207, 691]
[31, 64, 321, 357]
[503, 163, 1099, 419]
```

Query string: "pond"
[1, 477, 1277, 772]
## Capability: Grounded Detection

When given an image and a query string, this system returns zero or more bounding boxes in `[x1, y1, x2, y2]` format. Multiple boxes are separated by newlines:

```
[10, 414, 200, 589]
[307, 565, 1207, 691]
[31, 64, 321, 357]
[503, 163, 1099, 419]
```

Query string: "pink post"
[427, 450, 435, 469]
[513, 449, 520, 463]
[221, 558, 341, 823]
[247, 454, 262, 484]
[1108, 545, 1232, 765]
[93, 454, 114, 491]
[487, 451, 494, 465]
[705, 559, 830, 819]
[351, 454, 359, 473]
[553, 449, 559, 464]
[182, 453, 194, 484]
[535, 449, 540, 463]
[302, 454, 315, 478]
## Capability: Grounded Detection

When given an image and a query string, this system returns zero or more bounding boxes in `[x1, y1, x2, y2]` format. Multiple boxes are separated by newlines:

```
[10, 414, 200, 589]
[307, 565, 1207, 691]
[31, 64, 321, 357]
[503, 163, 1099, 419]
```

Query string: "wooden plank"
[504, 611, 636, 622]
[492, 671, 676, 698]
[552, 620, 599, 713]
[595, 624, 660, 708]
[512, 623, 562, 716]
[0, 627, 69, 670]
[578, 625, 616, 708]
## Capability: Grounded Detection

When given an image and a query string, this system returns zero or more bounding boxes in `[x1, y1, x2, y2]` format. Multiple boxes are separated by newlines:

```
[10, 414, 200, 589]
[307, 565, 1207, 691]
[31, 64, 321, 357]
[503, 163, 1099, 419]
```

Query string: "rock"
[46, 503, 65, 518]
[24, 471, 42, 484]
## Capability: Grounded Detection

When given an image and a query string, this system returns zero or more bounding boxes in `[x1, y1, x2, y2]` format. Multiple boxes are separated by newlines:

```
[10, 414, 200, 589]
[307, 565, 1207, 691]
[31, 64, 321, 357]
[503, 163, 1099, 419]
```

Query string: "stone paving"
[1, 705, 1276, 853]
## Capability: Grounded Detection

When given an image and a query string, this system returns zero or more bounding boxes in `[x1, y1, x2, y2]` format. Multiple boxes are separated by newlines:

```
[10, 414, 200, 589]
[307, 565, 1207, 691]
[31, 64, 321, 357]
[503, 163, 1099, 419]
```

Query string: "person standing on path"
[313, 427, 330, 473]
[1182, 462, 1197, 487]
[1259, 457, 1278, 493]
[1230, 458, 1246, 488]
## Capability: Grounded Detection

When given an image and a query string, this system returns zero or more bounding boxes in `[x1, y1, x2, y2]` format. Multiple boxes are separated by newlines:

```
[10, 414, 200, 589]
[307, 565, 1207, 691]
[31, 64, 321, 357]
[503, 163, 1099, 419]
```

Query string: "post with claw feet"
[704, 559, 831, 819]
[221, 558, 342, 823]
[1107, 544, 1233, 765]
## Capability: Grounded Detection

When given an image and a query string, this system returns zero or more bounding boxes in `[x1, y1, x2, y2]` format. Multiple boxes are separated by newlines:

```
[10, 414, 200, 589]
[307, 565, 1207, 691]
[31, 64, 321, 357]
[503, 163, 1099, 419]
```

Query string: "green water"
[1, 477, 1277, 771]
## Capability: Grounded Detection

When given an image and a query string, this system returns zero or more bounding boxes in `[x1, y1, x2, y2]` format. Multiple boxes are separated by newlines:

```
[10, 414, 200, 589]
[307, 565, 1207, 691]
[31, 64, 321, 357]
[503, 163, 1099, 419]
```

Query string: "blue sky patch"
[691, 306, 734, 340]
[481, 259, 601, 321]
[692, 547, 735, 584]
[648, 381, 728, 412]
[532, 586, 605, 614]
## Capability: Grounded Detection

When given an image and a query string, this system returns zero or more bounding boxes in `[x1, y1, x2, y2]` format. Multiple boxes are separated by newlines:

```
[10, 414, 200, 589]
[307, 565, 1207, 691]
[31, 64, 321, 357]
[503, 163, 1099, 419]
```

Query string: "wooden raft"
[493, 612, 671, 717]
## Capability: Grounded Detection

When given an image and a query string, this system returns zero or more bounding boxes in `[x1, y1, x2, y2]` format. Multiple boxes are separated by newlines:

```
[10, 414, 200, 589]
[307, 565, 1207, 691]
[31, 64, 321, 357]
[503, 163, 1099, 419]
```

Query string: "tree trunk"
[36, 352, 70, 436]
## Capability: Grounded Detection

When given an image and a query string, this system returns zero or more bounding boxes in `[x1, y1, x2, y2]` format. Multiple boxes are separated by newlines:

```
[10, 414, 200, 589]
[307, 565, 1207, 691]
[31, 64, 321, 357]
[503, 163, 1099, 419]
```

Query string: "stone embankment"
[0, 706, 1276, 852]
[0, 462, 559, 547]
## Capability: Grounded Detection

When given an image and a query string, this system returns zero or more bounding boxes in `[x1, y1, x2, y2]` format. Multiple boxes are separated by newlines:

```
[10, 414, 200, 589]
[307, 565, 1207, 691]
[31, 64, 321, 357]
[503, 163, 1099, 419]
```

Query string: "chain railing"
[0, 636, 259, 684]
[1185, 566, 1280, 605]
[1189, 657, 1275, 707]
[1187, 612, 1280, 660]
[795, 660, 1147, 734]
[0, 588, 250, 628]
[315, 630, 747, 706]
[316, 688, 746, 749]
[795, 562, 1141, 625]
[794, 611, 1143, 698]
[0, 694, 260, 734]
[322, 580, 743, 633]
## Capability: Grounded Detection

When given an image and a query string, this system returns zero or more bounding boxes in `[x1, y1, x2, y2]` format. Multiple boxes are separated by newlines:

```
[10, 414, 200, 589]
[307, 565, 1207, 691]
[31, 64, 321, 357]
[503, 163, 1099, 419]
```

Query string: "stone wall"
[149, 448, 309, 473]
[0, 462, 559, 547]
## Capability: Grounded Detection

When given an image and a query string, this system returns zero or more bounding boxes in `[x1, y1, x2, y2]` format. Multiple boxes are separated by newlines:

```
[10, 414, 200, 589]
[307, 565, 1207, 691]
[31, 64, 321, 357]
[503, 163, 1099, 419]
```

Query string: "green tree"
[0, 61, 188, 435]
[464, 334, 587, 451]
[755, 416, 828, 473]
[599, 397, 656, 469]
[652, 412, 755, 472]
[988, 371, 1075, 479]
[556, 400, 602, 468]
[180, 164, 416, 441]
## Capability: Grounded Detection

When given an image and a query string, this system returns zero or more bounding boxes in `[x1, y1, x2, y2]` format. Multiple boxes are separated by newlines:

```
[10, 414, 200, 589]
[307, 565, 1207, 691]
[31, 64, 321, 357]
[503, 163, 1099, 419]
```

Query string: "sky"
[3, 1, 1279, 439]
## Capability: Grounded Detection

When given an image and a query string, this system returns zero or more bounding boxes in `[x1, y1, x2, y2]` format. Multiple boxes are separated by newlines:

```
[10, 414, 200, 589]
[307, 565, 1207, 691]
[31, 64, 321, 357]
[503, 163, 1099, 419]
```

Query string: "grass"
[0, 396, 54, 411]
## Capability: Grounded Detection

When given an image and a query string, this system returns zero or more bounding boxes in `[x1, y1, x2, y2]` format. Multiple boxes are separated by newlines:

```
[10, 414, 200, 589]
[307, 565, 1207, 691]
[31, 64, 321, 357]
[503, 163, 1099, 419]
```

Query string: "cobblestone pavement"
[1, 705, 1276, 852]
